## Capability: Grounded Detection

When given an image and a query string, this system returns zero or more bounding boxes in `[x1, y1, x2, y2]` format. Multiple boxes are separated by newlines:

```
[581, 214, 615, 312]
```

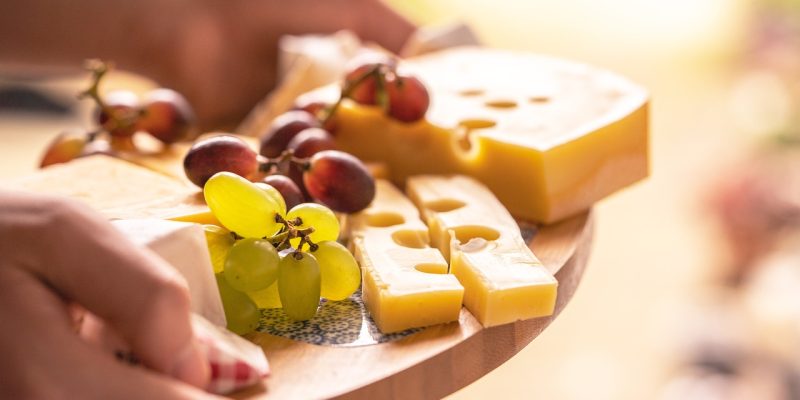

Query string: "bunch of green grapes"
[201, 172, 362, 335]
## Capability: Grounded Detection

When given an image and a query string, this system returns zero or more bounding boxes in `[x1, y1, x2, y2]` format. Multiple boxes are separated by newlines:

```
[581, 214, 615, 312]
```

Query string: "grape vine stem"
[258, 149, 312, 175]
[77, 59, 143, 135]
[321, 60, 396, 127]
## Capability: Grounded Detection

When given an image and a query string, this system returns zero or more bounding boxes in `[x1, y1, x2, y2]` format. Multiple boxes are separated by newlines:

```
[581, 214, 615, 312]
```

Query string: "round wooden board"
[235, 210, 594, 400]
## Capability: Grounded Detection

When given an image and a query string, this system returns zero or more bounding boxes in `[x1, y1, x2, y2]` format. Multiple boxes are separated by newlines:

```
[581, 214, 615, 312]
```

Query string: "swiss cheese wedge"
[349, 180, 464, 333]
[302, 46, 648, 223]
[406, 175, 557, 327]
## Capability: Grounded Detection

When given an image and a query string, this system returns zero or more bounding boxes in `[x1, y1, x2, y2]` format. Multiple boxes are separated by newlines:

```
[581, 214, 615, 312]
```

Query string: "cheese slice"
[349, 180, 464, 333]
[112, 219, 227, 327]
[1, 155, 208, 220]
[301, 46, 649, 223]
[406, 175, 557, 327]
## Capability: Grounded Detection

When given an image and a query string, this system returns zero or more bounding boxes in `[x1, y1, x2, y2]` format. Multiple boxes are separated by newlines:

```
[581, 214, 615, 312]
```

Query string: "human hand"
[149, 0, 415, 129]
[0, 191, 217, 399]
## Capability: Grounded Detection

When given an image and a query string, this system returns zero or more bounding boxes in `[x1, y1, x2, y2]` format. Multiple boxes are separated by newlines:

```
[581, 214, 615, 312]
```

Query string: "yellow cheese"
[349, 180, 464, 333]
[406, 175, 557, 327]
[303, 46, 648, 223]
[2, 155, 208, 220]
[168, 210, 221, 226]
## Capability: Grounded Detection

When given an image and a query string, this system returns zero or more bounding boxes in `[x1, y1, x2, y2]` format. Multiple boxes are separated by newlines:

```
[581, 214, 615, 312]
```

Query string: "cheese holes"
[458, 119, 496, 130]
[391, 229, 428, 249]
[452, 226, 500, 245]
[365, 212, 405, 227]
[485, 100, 517, 109]
[529, 96, 550, 103]
[424, 198, 465, 213]
[458, 89, 485, 97]
[414, 263, 447, 274]
[456, 119, 496, 152]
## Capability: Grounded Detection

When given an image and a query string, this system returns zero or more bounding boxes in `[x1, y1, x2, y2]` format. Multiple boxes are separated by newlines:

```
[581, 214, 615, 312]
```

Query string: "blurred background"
[2, 0, 800, 399]
[397, 0, 800, 399]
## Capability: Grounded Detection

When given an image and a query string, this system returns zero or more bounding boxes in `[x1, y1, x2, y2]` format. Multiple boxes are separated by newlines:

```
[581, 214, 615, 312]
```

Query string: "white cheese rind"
[112, 219, 226, 327]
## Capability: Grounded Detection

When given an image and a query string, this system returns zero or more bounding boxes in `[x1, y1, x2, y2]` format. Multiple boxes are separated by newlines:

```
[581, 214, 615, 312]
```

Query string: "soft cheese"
[112, 219, 227, 327]
[3, 155, 208, 220]
[302, 46, 649, 223]
[349, 180, 464, 333]
[406, 175, 557, 327]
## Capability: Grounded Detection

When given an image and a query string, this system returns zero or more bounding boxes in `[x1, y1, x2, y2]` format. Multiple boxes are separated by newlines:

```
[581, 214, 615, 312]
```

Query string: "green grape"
[248, 282, 282, 309]
[254, 182, 287, 217]
[203, 224, 234, 273]
[314, 241, 361, 301]
[278, 252, 321, 321]
[215, 273, 260, 335]
[224, 238, 279, 292]
[287, 203, 340, 248]
[204, 172, 282, 238]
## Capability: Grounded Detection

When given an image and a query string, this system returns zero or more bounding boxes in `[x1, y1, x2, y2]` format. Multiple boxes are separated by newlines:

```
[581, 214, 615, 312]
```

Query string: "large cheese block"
[406, 175, 557, 327]
[1, 155, 208, 220]
[112, 219, 227, 327]
[303, 46, 649, 223]
[349, 180, 464, 333]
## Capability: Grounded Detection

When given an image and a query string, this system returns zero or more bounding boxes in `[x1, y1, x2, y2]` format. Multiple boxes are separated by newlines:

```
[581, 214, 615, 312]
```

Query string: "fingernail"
[171, 339, 210, 389]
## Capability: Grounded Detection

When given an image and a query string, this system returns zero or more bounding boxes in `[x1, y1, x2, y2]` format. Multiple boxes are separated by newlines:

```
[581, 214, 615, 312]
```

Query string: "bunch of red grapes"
[40, 60, 195, 167]
[184, 53, 430, 214]
[340, 52, 430, 123]
[184, 127, 375, 214]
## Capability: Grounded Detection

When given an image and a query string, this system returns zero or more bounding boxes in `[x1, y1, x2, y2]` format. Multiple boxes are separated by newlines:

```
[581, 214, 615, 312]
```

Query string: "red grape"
[292, 99, 326, 119]
[137, 88, 195, 144]
[259, 111, 319, 158]
[343, 53, 392, 106]
[385, 74, 429, 123]
[292, 99, 337, 132]
[288, 163, 312, 202]
[97, 90, 140, 137]
[262, 175, 304, 210]
[345, 64, 379, 105]
[303, 150, 375, 213]
[287, 128, 336, 158]
[184, 135, 258, 187]
[40, 130, 89, 167]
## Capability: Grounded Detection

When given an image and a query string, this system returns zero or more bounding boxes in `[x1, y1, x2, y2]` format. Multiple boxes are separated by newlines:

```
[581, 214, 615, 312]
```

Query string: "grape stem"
[269, 214, 316, 252]
[321, 60, 396, 127]
[292, 235, 319, 257]
[77, 59, 111, 110]
[77, 59, 143, 135]
[258, 149, 312, 174]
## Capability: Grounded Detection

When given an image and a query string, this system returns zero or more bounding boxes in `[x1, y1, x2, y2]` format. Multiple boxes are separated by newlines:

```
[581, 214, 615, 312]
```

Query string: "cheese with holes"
[112, 219, 227, 327]
[2, 155, 208, 220]
[406, 175, 557, 327]
[349, 180, 464, 333]
[303, 46, 648, 223]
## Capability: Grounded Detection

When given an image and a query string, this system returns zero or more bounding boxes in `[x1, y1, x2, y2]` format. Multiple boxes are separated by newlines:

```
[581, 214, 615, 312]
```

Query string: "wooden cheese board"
[236, 210, 593, 399]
